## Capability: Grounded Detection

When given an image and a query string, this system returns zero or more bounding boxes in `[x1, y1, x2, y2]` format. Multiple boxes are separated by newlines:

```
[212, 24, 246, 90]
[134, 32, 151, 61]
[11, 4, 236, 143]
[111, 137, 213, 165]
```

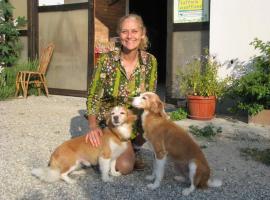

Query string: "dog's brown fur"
[132, 92, 221, 195]
[32, 106, 137, 183]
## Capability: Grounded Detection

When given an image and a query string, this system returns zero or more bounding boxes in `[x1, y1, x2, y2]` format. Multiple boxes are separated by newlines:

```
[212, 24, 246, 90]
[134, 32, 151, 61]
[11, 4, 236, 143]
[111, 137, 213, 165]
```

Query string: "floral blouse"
[87, 48, 157, 135]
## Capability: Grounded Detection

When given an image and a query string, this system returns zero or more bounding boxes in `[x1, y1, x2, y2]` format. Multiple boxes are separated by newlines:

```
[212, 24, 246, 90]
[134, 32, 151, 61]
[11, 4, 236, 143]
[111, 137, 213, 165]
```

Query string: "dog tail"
[207, 178, 222, 187]
[31, 167, 60, 182]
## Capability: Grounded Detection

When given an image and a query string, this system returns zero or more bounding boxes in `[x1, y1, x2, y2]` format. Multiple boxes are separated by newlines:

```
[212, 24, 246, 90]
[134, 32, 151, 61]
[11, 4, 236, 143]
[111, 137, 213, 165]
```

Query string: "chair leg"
[15, 72, 20, 97]
[24, 73, 31, 98]
[37, 83, 41, 96]
[40, 74, 49, 97]
[20, 72, 27, 98]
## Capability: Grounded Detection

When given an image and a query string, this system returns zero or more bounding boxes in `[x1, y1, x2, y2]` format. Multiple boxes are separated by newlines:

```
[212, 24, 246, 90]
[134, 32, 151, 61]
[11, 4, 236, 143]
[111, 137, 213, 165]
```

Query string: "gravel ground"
[0, 95, 270, 200]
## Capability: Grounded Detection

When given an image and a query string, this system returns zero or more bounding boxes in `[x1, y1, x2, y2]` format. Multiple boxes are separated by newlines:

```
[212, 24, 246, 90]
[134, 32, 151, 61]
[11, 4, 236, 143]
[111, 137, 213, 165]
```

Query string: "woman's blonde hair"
[117, 14, 149, 50]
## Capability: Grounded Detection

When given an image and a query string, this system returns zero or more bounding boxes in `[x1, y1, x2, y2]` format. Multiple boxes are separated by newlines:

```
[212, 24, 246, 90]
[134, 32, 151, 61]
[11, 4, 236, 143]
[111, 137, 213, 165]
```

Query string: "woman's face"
[119, 17, 145, 52]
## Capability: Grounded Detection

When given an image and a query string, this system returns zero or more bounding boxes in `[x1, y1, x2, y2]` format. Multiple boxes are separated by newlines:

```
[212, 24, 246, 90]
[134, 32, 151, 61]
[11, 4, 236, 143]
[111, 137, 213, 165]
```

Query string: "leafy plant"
[169, 107, 188, 121]
[0, 60, 39, 100]
[227, 38, 270, 116]
[189, 123, 222, 139]
[240, 148, 270, 166]
[177, 49, 230, 97]
[0, 0, 27, 67]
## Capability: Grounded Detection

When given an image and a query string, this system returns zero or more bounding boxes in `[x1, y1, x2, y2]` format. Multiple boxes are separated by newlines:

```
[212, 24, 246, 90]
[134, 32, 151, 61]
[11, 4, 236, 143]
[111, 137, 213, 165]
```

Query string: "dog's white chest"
[109, 139, 128, 159]
[117, 124, 131, 139]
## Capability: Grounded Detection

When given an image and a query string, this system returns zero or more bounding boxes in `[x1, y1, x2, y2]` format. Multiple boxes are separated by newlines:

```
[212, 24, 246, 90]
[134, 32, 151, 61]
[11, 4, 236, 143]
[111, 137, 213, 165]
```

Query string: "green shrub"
[227, 38, 270, 116]
[240, 148, 270, 166]
[0, 0, 27, 67]
[0, 60, 38, 100]
[169, 107, 188, 121]
[189, 123, 222, 139]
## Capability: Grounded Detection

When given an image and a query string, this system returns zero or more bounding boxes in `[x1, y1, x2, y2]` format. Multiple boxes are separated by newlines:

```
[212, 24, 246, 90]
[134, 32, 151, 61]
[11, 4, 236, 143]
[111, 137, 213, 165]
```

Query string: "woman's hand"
[85, 127, 103, 147]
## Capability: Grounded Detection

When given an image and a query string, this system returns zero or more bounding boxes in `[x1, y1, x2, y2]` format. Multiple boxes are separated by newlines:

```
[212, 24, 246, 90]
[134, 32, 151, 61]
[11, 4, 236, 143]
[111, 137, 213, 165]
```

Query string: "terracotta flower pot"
[187, 95, 216, 120]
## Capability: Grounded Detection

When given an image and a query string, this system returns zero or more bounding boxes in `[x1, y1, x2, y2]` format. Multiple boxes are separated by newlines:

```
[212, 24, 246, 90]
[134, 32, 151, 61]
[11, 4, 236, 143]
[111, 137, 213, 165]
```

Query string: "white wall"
[210, 0, 270, 77]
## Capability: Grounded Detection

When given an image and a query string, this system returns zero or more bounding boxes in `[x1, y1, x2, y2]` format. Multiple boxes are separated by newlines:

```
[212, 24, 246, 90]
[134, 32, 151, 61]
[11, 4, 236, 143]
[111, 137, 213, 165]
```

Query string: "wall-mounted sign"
[174, 0, 209, 23]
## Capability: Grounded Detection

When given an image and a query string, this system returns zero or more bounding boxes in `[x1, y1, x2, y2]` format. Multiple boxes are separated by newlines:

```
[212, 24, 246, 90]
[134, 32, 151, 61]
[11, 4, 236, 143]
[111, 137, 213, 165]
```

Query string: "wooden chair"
[15, 43, 55, 98]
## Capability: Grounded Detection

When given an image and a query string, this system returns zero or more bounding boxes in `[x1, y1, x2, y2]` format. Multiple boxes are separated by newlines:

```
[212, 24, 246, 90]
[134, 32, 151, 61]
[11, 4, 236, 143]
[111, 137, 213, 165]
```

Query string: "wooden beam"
[48, 88, 87, 97]
[18, 30, 28, 36]
[173, 22, 209, 32]
[87, 0, 95, 92]
[38, 2, 89, 12]
[27, 0, 39, 60]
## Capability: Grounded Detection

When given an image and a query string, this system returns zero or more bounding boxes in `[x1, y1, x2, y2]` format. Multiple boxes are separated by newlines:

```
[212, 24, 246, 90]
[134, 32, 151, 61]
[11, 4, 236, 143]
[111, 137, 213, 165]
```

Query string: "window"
[173, 0, 209, 23]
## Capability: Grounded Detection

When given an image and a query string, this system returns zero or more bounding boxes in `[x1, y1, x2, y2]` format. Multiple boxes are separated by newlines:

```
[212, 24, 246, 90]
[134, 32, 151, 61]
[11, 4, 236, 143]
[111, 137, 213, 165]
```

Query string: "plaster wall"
[210, 0, 270, 77]
[9, 0, 27, 20]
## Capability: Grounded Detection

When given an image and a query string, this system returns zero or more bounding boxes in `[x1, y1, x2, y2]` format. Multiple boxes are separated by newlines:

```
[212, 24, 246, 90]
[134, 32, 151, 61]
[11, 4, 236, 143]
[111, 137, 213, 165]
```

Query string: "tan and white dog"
[32, 106, 137, 183]
[132, 92, 222, 196]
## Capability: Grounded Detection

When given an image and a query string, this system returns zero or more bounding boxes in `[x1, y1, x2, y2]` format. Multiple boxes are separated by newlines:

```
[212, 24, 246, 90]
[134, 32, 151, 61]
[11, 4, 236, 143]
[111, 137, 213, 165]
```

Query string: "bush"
[0, 60, 38, 100]
[227, 38, 270, 116]
[240, 148, 270, 166]
[169, 107, 188, 121]
[189, 124, 222, 139]
[0, 0, 27, 67]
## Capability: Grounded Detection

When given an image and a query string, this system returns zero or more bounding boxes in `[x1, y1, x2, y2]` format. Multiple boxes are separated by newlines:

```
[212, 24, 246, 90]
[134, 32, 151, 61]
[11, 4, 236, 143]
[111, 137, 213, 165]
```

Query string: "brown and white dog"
[32, 106, 137, 183]
[132, 92, 222, 196]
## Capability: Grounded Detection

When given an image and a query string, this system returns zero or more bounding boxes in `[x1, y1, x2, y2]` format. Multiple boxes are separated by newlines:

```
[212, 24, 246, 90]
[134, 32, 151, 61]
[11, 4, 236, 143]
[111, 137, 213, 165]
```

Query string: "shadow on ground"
[69, 110, 89, 138]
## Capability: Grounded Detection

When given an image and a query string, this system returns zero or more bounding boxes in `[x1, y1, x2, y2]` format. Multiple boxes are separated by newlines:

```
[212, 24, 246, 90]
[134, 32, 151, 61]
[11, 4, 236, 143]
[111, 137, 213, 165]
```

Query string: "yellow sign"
[179, 0, 203, 11]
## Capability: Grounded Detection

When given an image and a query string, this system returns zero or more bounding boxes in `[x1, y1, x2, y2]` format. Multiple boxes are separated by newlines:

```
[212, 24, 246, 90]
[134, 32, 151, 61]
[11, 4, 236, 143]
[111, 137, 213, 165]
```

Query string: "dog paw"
[174, 176, 185, 182]
[102, 177, 113, 182]
[63, 178, 76, 184]
[61, 175, 76, 184]
[111, 171, 121, 177]
[147, 183, 159, 190]
[145, 175, 155, 181]
[182, 188, 193, 196]
[71, 169, 86, 175]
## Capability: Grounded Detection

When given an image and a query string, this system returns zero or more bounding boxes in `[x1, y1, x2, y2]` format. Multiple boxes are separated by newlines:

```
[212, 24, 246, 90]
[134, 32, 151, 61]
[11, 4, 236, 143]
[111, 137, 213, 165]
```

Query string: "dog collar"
[108, 127, 130, 142]
[115, 132, 130, 142]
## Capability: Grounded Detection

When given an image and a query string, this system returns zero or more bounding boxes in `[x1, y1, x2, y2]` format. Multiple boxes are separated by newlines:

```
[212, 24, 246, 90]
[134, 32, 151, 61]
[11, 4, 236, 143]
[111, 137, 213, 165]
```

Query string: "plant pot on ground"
[177, 50, 230, 120]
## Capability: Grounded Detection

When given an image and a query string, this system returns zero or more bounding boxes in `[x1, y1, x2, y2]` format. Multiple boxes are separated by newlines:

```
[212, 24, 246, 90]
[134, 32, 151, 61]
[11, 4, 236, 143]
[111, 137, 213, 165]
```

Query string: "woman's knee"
[115, 141, 135, 174]
[116, 159, 134, 175]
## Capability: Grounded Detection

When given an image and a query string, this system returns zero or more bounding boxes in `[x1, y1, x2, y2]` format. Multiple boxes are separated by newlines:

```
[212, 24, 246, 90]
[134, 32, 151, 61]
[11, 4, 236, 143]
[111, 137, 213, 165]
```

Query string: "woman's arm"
[146, 54, 158, 92]
[85, 54, 107, 146]
[85, 115, 103, 147]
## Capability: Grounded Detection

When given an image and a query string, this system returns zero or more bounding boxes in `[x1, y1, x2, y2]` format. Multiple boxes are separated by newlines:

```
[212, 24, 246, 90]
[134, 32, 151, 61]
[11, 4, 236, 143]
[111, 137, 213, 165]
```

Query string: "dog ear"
[160, 102, 169, 118]
[151, 100, 168, 118]
[105, 112, 112, 126]
[151, 100, 163, 114]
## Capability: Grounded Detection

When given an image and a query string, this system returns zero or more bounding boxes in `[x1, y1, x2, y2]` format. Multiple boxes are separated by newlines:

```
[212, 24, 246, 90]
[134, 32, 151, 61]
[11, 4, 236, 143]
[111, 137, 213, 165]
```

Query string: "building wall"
[210, 0, 270, 77]
[9, 0, 28, 63]
[95, 0, 126, 37]
[9, 0, 27, 19]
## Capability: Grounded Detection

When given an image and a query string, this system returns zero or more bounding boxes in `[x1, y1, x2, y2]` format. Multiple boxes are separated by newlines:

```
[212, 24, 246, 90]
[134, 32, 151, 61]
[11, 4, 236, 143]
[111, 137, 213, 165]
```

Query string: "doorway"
[129, 0, 167, 88]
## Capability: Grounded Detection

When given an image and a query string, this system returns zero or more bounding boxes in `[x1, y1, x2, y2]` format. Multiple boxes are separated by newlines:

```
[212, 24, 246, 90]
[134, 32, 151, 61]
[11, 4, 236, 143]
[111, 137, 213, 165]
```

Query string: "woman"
[85, 14, 157, 174]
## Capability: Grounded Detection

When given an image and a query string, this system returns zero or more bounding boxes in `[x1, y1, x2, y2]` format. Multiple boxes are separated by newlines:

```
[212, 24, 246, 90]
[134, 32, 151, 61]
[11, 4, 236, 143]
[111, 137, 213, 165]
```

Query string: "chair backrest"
[38, 43, 55, 74]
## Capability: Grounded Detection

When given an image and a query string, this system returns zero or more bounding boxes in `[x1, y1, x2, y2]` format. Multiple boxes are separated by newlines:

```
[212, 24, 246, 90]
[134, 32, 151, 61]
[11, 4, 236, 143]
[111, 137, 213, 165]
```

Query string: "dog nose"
[113, 116, 119, 122]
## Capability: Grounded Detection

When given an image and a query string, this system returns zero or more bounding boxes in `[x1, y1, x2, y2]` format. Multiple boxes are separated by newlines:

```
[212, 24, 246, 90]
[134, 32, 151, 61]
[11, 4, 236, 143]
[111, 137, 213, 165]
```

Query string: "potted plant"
[227, 38, 270, 125]
[177, 50, 230, 120]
